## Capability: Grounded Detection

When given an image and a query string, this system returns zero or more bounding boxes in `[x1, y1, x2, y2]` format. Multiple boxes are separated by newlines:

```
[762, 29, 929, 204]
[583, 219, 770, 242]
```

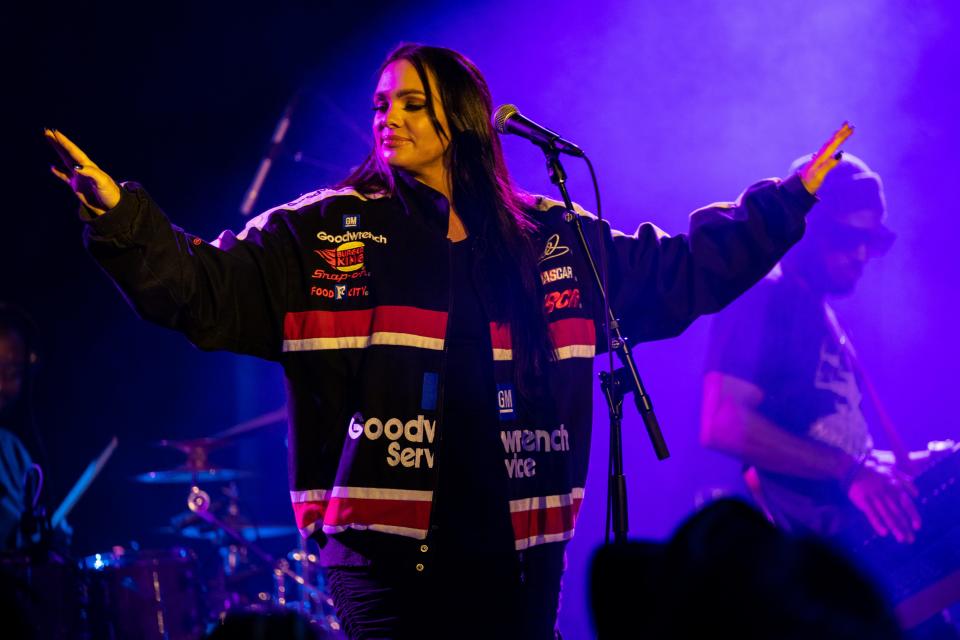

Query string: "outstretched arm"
[598, 124, 854, 342]
[45, 130, 292, 359]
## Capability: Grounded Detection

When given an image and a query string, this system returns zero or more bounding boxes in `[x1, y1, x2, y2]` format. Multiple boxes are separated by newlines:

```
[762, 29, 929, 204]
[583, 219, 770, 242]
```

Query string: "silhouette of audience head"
[205, 608, 328, 640]
[591, 498, 901, 639]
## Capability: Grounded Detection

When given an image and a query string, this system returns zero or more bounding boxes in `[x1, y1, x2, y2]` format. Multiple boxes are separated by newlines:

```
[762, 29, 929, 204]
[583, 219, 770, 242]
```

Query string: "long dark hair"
[340, 44, 551, 396]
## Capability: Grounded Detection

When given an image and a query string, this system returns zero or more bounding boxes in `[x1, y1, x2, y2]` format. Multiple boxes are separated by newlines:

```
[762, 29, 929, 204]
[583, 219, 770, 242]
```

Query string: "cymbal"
[134, 467, 251, 483]
[150, 438, 227, 477]
[155, 437, 227, 453]
[156, 523, 298, 541]
[147, 408, 286, 462]
[211, 407, 287, 441]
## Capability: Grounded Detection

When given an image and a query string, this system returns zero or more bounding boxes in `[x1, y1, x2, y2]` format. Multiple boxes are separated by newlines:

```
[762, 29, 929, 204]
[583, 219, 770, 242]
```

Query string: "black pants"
[325, 546, 564, 640]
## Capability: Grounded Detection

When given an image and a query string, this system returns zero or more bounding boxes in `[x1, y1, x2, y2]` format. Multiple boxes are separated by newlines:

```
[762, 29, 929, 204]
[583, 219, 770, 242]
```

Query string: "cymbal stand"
[286, 537, 322, 614]
[185, 486, 324, 601]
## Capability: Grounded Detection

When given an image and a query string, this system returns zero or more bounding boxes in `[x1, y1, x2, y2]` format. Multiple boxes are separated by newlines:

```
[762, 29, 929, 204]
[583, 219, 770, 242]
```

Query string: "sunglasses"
[820, 223, 896, 257]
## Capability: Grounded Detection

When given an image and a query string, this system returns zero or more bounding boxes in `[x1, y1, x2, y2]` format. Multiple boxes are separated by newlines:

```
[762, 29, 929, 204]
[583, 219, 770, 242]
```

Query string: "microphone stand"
[541, 146, 669, 544]
[239, 92, 300, 216]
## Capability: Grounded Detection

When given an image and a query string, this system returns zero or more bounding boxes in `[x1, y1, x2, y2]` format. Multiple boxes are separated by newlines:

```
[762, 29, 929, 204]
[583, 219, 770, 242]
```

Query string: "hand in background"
[847, 456, 920, 543]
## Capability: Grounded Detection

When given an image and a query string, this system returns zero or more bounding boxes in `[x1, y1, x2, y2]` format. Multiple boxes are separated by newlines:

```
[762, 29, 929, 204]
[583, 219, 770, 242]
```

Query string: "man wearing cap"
[699, 153, 923, 545]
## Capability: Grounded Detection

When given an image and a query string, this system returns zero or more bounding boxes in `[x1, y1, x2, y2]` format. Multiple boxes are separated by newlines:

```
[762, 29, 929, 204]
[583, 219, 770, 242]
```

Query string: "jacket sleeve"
[593, 172, 816, 343]
[82, 182, 293, 360]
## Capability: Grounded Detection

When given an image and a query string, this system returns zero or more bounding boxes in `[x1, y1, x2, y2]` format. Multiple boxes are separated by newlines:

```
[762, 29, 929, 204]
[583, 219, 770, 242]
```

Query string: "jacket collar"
[394, 170, 452, 234]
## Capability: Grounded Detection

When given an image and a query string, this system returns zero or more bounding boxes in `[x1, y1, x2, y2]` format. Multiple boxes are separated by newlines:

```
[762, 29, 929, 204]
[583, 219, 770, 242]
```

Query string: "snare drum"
[82, 546, 204, 640]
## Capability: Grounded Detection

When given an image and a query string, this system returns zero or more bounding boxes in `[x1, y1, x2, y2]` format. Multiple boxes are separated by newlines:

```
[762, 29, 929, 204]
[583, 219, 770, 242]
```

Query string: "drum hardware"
[185, 485, 325, 602]
[182, 484, 343, 634]
[6, 410, 314, 637]
[75, 409, 338, 636]
[273, 538, 340, 633]
[160, 483, 298, 545]
[80, 546, 204, 640]
[269, 546, 340, 634]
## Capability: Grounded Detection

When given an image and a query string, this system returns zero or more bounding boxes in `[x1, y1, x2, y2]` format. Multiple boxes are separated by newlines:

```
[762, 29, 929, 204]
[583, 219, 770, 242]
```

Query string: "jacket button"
[420, 545, 429, 553]
[415, 563, 425, 572]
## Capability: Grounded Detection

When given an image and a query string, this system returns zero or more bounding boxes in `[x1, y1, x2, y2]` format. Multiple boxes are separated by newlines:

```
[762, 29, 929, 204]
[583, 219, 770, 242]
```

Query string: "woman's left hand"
[799, 122, 854, 194]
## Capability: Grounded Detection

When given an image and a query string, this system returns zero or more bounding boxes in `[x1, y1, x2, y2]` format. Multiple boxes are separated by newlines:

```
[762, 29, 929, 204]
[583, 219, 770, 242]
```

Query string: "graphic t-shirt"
[705, 270, 872, 534]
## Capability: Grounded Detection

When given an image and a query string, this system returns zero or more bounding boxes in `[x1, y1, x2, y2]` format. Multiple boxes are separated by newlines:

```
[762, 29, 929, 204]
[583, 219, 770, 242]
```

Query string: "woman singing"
[47, 43, 849, 639]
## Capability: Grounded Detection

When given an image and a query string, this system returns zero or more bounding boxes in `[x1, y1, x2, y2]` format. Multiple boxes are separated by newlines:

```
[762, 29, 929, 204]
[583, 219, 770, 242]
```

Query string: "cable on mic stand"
[539, 144, 669, 546]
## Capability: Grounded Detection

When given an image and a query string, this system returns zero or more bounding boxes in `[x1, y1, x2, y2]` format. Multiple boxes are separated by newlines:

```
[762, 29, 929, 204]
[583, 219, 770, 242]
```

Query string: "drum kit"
[2, 409, 344, 639]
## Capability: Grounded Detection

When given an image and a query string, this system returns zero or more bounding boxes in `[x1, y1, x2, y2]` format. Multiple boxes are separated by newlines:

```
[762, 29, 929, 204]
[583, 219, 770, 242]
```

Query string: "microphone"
[493, 104, 584, 157]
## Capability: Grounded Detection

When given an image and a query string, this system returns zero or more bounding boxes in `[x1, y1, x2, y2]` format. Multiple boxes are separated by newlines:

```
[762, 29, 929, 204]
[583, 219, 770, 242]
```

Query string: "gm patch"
[342, 214, 359, 229]
[497, 384, 515, 421]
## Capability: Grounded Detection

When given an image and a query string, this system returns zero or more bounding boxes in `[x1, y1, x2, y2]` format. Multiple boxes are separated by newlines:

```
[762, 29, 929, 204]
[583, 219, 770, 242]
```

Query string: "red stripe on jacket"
[293, 496, 431, 532]
[284, 306, 448, 340]
[511, 497, 584, 541]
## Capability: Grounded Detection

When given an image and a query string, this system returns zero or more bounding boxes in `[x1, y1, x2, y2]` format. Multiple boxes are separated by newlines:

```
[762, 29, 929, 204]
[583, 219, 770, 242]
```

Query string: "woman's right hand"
[45, 129, 121, 216]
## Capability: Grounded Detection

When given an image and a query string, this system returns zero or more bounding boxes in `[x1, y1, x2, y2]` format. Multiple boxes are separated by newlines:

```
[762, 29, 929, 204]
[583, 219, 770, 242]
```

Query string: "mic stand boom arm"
[542, 147, 669, 544]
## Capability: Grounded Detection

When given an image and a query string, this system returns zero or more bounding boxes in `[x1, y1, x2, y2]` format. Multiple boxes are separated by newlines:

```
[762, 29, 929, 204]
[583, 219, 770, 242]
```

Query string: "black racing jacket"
[83, 172, 815, 553]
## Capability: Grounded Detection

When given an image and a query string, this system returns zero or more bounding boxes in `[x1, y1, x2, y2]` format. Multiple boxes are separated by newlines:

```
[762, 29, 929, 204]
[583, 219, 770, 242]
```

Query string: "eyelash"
[371, 103, 426, 113]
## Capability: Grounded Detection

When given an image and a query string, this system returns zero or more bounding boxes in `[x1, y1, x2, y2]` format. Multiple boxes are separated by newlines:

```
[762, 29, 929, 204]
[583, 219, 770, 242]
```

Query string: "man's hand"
[45, 129, 121, 216]
[847, 457, 921, 543]
[799, 122, 854, 194]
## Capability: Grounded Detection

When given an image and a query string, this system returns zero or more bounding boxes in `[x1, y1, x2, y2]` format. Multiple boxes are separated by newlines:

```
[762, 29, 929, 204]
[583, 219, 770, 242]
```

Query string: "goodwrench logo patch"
[348, 413, 437, 470]
[317, 230, 387, 244]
